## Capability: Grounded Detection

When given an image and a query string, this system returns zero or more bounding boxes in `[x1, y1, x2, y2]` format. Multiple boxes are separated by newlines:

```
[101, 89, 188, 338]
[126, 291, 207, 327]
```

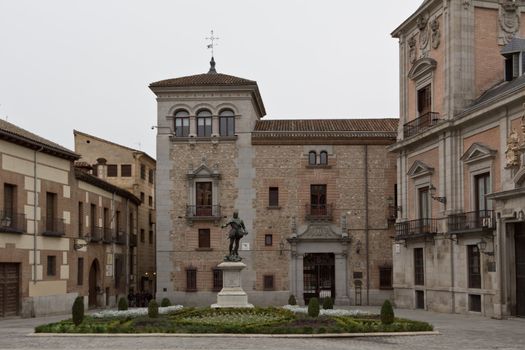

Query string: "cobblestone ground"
[0, 307, 523, 350]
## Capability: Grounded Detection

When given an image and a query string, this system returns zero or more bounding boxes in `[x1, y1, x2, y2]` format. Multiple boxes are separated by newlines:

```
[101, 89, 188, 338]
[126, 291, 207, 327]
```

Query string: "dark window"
[212, 268, 223, 292]
[90, 204, 97, 233]
[121, 164, 132, 177]
[417, 84, 432, 116]
[107, 164, 117, 177]
[418, 187, 430, 219]
[475, 173, 491, 212]
[148, 196, 153, 207]
[415, 290, 425, 309]
[186, 268, 197, 292]
[78, 202, 84, 237]
[115, 255, 123, 289]
[469, 294, 482, 312]
[140, 164, 146, 180]
[47, 256, 56, 276]
[198, 229, 211, 248]
[140, 192, 145, 203]
[414, 248, 424, 286]
[149, 169, 154, 184]
[3, 184, 16, 222]
[45, 192, 57, 232]
[308, 151, 317, 165]
[468, 245, 481, 289]
[310, 185, 327, 215]
[174, 110, 190, 137]
[269, 187, 279, 207]
[219, 109, 235, 136]
[77, 258, 84, 285]
[319, 151, 328, 165]
[196, 182, 212, 216]
[265, 234, 273, 246]
[149, 230, 153, 244]
[140, 229, 145, 243]
[263, 275, 274, 290]
[379, 266, 393, 289]
[197, 110, 212, 137]
[129, 249, 134, 274]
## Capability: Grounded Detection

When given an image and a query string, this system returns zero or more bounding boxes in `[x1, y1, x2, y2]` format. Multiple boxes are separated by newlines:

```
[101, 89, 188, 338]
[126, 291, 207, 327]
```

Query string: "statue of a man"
[221, 210, 248, 261]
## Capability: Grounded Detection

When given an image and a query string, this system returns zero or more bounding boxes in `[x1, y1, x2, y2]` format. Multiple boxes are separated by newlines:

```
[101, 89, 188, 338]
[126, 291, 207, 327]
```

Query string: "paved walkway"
[0, 307, 524, 350]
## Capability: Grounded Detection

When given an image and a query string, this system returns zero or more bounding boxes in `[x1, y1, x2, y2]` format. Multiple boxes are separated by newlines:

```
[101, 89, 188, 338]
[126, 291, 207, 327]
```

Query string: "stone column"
[189, 115, 196, 136]
[212, 115, 220, 137]
[335, 253, 350, 305]
[296, 255, 305, 306]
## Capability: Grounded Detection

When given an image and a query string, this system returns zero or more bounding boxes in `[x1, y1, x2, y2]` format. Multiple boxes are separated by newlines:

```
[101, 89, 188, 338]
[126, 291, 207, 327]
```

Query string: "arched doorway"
[88, 259, 100, 308]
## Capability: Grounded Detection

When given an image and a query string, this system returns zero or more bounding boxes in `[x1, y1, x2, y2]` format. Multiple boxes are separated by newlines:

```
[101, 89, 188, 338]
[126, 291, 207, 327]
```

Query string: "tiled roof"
[74, 168, 141, 204]
[463, 74, 525, 114]
[149, 73, 257, 88]
[0, 119, 79, 160]
[501, 37, 525, 55]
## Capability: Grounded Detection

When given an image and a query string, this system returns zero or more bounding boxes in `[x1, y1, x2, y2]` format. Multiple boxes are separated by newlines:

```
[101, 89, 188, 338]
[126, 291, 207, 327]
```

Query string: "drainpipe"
[33, 147, 43, 285]
[364, 145, 370, 306]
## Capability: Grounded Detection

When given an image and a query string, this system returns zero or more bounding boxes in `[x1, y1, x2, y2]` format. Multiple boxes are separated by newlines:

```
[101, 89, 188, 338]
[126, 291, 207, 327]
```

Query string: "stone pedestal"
[211, 261, 253, 308]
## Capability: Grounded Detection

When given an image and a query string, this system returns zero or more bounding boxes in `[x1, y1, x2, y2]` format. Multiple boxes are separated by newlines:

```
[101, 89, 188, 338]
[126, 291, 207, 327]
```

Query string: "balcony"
[115, 231, 127, 245]
[448, 210, 495, 233]
[0, 210, 25, 234]
[305, 203, 333, 222]
[90, 226, 103, 242]
[42, 218, 65, 237]
[395, 218, 440, 240]
[186, 205, 222, 224]
[103, 227, 113, 244]
[403, 112, 441, 138]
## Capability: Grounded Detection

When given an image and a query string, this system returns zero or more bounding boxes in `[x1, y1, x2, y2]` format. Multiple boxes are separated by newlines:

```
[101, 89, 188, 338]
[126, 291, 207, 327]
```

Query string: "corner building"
[151, 61, 398, 306]
[390, 0, 525, 318]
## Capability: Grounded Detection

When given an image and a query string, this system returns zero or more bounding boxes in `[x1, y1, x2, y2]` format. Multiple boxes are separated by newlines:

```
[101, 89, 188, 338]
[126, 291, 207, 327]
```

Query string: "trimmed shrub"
[148, 300, 159, 318]
[72, 296, 84, 326]
[288, 294, 297, 306]
[307, 297, 320, 318]
[118, 297, 128, 311]
[322, 297, 334, 310]
[380, 299, 394, 325]
[160, 298, 171, 307]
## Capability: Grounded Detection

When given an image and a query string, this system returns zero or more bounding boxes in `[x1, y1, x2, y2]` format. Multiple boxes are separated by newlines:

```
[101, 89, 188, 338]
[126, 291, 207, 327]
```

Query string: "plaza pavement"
[0, 306, 523, 350]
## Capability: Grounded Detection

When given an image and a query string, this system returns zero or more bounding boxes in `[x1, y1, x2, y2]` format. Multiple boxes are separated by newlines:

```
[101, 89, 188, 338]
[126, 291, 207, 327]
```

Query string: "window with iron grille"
[269, 187, 279, 207]
[186, 268, 197, 292]
[140, 164, 146, 180]
[265, 234, 273, 246]
[469, 294, 481, 312]
[77, 258, 84, 285]
[47, 256, 56, 276]
[107, 164, 117, 177]
[263, 275, 274, 290]
[45, 192, 57, 232]
[198, 229, 211, 248]
[319, 151, 328, 165]
[308, 151, 317, 165]
[3, 184, 16, 222]
[379, 266, 393, 290]
[149, 169, 154, 184]
[212, 268, 223, 292]
[414, 248, 424, 286]
[468, 245, 481, 289]
[121, 164, 132, 177]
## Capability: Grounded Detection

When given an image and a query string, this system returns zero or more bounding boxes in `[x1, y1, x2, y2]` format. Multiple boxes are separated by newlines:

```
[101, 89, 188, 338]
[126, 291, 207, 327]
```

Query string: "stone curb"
[29, 331, 440, 338]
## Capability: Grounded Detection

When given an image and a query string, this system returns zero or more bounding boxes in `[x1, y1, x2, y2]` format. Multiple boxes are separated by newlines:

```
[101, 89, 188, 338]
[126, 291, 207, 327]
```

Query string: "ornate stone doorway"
[303, 253, 335, 304]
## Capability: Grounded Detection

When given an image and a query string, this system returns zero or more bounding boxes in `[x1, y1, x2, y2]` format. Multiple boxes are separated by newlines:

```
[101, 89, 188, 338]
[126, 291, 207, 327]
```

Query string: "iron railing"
[42, 218, 65, 237]
[448, 210, 495, 233]
[115, 231, 127, 245]
[103, 227, 113, 243]
[186, 205, 222, 219]
[305, 203, 333, 221]
[403, 112, 441, 138]
[90, 226, 103, 242]
[0, 210, 25, 233]
[395, 218, 440, 239]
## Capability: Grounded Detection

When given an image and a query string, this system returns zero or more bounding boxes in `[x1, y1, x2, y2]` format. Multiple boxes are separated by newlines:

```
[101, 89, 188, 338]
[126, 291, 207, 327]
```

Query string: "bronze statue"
[221, 210, 248, 261]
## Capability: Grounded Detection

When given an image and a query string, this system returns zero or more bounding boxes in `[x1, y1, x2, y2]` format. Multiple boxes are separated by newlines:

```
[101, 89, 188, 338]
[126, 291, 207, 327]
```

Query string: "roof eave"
[0, 130, 80, 161]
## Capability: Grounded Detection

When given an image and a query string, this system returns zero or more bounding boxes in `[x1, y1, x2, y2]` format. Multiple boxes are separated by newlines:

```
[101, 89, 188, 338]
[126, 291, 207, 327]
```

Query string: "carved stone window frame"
[461, 143, 495, 211]
[186, 163, 221, 211]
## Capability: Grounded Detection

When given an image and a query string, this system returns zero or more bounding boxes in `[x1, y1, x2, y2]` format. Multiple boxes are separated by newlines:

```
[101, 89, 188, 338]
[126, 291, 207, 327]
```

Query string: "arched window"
[197, 110, 212, 137]
[308, 151, 317, 165]
[219, 109, 235, 137]
[174, 110, 189, 137]
[319, 151, 328, 165]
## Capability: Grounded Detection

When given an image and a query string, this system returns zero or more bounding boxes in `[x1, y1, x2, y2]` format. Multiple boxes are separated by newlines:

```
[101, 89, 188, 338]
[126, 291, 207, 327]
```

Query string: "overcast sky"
[0, 1, 422, 157]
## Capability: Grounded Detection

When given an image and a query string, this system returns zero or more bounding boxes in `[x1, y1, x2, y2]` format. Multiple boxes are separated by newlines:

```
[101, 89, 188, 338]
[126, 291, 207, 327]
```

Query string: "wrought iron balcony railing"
[395, 218, 440, 240]
[115, 231, 127, 245]
[403, 112, 441, 138]
[0, 210, 25, 234]
[186, 205, 222, 219]
[42, 218, 65, 237]
[90, 226, 103, 242]
[103, 227, 113, 243]
[305, 203, 333, 221]
[448, 210, 495, 233]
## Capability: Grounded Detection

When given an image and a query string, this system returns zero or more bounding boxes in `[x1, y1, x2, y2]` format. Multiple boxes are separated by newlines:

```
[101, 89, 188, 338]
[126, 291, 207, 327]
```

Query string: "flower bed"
[283, 304, 369, 317]
[91, 305, 183, 318]
[35, 307, 433, 335]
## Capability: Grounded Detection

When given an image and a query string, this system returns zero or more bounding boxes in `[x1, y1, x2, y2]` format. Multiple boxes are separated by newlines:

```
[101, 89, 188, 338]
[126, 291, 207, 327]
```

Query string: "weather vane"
[206, 30, 219, 57]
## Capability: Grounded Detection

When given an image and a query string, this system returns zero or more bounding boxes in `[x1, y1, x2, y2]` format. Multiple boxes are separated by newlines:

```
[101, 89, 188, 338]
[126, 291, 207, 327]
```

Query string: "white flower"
[91, 305, 183, 318]
[282, 305, 369, 317]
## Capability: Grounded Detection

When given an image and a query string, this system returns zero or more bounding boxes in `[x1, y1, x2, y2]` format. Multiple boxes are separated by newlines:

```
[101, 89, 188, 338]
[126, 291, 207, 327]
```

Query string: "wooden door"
[0, 263, 19, 317]
[88, 260, 98, 308]
[516, 227, 525, 317]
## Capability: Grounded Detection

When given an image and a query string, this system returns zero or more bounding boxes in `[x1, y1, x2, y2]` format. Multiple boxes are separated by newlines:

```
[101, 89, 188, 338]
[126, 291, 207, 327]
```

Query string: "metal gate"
[516, 227, 525, 317]
[0, 263, 19, 317]
[303, 253, 335, 304]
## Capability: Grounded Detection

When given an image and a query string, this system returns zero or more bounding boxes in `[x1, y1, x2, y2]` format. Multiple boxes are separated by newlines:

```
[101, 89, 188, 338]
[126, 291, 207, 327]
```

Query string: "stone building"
[390, 0, 525, 318]
[151, 60, 398, 306]
[74, 131, 157, 294]
[0, 119, 140, 317]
